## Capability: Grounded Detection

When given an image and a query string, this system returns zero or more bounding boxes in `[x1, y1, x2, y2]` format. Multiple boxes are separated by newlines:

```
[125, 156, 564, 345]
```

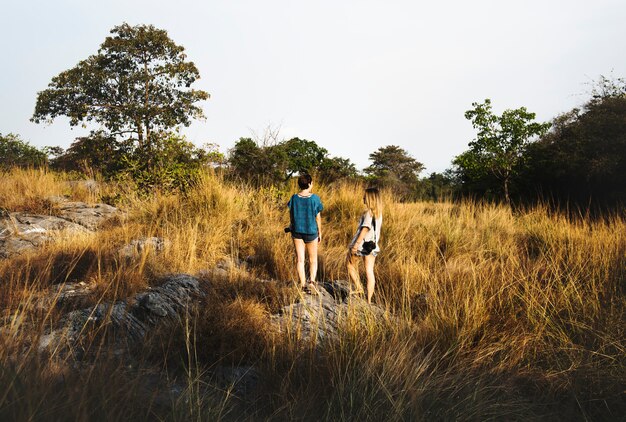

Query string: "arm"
[350, 226, 370, 254]
[316, 212, 322, 242]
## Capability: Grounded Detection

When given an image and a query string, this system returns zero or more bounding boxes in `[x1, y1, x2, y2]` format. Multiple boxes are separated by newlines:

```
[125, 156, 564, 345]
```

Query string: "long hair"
[364, 187, 382, 219]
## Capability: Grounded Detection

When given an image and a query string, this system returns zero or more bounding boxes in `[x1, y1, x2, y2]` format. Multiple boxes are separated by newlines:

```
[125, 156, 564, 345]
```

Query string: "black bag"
[360, 216, 377, 255]
[361, 240, 376, 255]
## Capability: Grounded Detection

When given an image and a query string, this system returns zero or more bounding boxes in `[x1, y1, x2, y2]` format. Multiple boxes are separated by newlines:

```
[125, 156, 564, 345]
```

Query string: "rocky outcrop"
[271, 280, 386, 341]
[0, 213, 91, 258]
[54, 201, 118, 231]
[38, 274, 203, 360]
[0, 199, 120, 259]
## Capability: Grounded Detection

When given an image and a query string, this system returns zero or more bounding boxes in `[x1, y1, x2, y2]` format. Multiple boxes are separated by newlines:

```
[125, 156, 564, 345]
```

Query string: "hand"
[350, 245, 358, 255]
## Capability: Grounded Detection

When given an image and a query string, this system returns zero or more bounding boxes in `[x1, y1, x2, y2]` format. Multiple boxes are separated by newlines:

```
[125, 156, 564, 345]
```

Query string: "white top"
[349, 210, 382, 253]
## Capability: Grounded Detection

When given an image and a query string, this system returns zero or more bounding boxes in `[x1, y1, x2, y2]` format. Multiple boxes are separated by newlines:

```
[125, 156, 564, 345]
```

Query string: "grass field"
[0, 168, 624, 421]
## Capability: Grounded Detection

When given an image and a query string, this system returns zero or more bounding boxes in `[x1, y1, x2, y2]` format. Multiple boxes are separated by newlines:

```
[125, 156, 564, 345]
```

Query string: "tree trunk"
[504, 177, 510, 206]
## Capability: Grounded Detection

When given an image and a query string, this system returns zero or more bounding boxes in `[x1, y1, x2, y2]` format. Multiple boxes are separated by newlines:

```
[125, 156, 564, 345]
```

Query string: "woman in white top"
[347, 187, 382, 304]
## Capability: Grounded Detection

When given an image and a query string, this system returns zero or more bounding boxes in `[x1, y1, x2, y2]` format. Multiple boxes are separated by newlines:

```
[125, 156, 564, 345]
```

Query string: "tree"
[123, 131, 219, 191]
[364, 145, 424, 198]
[31, 23, 209, 160]
[282, 137, 329, 179]
[520, 81, 626, 209]
[454, 99, 550, 204]
[319, 156, 359, 184]
[0, 133, 48, 170]
[227, 138, 288, 185]
[51, 130, 130, 176]
[415, 171, 459, 201]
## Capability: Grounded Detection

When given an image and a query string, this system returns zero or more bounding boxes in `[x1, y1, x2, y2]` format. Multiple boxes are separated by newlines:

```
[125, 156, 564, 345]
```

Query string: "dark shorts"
[291, 232, 318, 243]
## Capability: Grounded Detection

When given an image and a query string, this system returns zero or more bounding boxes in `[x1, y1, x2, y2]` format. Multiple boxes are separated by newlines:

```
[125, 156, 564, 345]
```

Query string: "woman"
[287, 174, 323, 293]
[347, 187, 382, 304]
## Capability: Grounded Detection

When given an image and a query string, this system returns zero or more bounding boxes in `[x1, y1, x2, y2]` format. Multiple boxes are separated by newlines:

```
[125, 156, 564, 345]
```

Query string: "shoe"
[305, 281, 320, 295]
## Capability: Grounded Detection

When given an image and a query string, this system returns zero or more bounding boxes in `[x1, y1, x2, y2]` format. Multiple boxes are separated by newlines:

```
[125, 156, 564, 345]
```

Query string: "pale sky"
[1, 0, 625, 173]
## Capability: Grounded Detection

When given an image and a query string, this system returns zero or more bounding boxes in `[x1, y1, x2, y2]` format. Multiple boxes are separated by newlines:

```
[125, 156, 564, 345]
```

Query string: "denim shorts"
[292, 232, 318, 243]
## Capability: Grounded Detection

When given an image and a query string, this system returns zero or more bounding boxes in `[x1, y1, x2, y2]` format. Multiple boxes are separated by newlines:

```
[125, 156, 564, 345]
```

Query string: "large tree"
[31, 23, 209, 153]
[364, 145, 424, 197]
[454, 99, 550, 204]
[282, 137, 329, 179]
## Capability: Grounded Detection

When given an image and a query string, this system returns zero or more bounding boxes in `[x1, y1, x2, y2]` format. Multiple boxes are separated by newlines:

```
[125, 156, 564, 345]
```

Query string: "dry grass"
[0, 168, 624, 420]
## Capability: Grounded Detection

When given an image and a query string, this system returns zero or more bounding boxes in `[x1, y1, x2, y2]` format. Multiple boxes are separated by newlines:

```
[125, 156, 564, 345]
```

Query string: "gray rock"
[0, 213, 92, 259]
[0, 200, 120, 259]
[55, 201, 118, 230]
[212, 365, 259, 398]
[271, 280, 385, 341]
[38, 274, 204, 359]
[118, 237, 170, 258]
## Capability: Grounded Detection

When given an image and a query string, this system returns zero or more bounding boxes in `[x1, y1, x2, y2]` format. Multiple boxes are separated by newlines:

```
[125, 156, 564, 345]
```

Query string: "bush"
[0, 133, 48, 170]
[53, 131, 220, 192]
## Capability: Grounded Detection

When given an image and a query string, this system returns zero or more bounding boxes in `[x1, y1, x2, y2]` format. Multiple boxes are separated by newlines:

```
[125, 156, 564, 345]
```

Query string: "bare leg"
[305, 240, 319, 283]
[346, 252, 364, 294]
[364, 254, 376, 304]
[293, 238, 306, 288]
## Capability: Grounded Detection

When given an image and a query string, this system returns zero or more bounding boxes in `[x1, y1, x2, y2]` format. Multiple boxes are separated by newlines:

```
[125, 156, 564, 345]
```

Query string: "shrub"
[0, 133, 48, 170]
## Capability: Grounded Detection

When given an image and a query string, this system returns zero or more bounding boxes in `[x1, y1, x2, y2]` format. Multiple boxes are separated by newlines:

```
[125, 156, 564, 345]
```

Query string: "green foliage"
[121, 132, 216, 192]
[32, 23, 209, 147]
[227, 136, 358, 186]
[0, 133, 48, 170]
[227, 137, 288, 185]
[52, 130, 130, 176]
[318, 156, 359, 184]
[520, 84, 626, 209]
[454, 99, 550, 204]
[282, 137, 328, 178]
[414, 171, 459, 201]
[364, 145, 424, 198]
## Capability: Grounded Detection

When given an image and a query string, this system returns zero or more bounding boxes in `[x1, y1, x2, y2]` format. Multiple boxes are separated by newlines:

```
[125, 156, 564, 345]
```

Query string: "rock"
[0, 213, 92, 259]
[55, 201, 119, 230]
[271, 280, 385, 341]
[0, 201, 120, 259]
[118, 237, 170, 258]
[35, 281, 96, 312]
[38, 274, 204, 359]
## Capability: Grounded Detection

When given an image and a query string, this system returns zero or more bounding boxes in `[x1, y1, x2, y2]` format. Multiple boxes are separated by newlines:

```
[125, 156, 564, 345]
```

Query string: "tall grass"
[0, 168, 623, 420]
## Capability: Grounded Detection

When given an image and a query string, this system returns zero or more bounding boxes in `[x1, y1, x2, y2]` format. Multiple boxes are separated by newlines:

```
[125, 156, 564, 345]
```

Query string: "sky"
[1, 0, 625, 173]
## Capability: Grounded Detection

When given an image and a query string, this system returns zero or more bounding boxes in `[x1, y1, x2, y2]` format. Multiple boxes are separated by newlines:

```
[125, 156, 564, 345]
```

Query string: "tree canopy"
[31, 23, 209, 149]
[364, 145, 424, 198]
[520, 88, 626, 209]
[454, 99, 550, 204]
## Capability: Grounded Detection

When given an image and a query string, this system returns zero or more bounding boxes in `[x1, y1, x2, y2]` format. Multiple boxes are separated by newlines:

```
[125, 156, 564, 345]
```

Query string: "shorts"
[356, 249, 379, 257]
[292, 232, 319, 243]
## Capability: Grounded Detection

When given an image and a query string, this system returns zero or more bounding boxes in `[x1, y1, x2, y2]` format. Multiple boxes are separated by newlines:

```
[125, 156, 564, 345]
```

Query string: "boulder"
[55, 201, 119, 230]
[271, 280, 385, 341]
[38, 274, 203, 360]
[0, 213, 91, 259]
[0, 200, 120, 259]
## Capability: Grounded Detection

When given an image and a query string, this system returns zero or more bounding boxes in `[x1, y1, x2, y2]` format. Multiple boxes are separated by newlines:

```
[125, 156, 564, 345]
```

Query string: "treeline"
[0, 130, 440, 199]
[3, 80, 625, 209]
[2, 23, 624, 210]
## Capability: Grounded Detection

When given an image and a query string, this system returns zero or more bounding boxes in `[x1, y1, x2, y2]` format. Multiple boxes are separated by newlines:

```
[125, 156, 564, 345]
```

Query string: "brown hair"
[297, 174, 313, 190]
